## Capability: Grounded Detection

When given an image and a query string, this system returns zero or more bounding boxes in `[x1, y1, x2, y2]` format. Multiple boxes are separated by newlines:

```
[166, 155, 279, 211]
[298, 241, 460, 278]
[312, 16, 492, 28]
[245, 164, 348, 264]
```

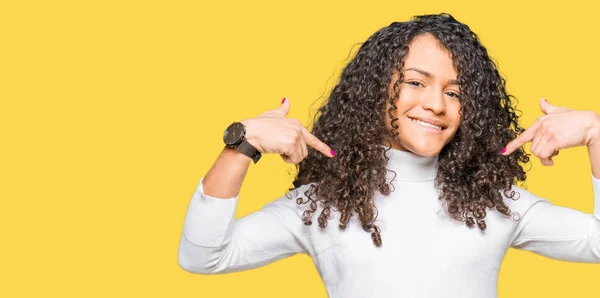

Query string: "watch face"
[223, 122, 244, 145]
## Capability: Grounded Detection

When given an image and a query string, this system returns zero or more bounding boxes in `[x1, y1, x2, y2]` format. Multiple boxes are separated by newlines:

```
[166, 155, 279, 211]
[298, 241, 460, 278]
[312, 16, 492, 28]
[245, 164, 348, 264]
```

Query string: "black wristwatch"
[223, 121, 262, 164]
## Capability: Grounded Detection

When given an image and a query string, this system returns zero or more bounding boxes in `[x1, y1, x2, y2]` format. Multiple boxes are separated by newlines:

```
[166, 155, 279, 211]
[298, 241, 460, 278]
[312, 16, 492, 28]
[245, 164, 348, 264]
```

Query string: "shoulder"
[498, 183, 551, 218]
[261, 183, 317, 218]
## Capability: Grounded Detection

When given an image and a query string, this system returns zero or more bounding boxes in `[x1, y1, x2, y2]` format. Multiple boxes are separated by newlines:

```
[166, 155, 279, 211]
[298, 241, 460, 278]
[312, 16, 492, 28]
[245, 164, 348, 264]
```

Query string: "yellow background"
[1, 0, 599, 297]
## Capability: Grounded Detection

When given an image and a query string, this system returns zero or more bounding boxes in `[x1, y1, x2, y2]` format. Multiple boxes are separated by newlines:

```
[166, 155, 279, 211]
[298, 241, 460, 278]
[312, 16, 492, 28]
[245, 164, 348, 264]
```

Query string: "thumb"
[539, 97, 558, 115]
[275, 97, 290, 117]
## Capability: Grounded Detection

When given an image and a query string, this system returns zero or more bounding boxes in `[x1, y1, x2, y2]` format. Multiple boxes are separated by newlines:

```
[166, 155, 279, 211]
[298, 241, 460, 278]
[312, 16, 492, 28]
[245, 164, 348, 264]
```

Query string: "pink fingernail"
[501, 147, 506, 154]
[281, 97, 287, 104]
[330, 150, 336, 157]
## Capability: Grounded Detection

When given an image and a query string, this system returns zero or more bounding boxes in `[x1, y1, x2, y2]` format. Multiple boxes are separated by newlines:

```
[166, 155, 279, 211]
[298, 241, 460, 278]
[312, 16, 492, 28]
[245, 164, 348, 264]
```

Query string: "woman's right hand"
[240, 97, 336, 164]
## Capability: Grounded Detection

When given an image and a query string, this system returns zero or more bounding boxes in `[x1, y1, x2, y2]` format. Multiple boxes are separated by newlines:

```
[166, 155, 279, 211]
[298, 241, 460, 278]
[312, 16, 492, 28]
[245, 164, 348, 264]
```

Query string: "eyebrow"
[405, 67, 460, 85]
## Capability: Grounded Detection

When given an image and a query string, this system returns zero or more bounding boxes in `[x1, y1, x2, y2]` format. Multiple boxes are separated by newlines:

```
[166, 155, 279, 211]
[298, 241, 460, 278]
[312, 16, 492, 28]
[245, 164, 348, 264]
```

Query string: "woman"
[178, 13, 600, 297]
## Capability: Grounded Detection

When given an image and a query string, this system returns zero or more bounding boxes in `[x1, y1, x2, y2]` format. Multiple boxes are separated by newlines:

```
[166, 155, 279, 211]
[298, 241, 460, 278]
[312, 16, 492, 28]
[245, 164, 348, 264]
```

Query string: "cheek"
[448, 102, 462, 125]
[456, 112, 463, 127]
[397, 87, 425, 111]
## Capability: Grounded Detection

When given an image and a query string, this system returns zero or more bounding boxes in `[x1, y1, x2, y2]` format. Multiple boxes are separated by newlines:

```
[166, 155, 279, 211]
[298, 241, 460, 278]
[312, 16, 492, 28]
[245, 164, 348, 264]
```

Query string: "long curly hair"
[286, 13, 530, 247]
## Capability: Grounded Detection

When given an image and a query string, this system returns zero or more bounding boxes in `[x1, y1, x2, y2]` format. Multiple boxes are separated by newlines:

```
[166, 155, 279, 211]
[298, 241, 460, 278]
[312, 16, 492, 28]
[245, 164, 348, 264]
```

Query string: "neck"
[380, 145, 439, 182]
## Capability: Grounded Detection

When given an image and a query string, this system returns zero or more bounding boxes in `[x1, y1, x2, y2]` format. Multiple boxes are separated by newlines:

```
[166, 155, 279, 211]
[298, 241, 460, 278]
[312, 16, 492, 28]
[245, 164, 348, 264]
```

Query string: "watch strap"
[236, 139, 262, 164]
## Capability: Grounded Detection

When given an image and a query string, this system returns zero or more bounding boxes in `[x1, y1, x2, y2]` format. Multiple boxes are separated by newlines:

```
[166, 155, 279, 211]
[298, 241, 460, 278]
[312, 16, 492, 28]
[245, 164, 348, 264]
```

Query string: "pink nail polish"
[330, 150, 336, 157]
[281, 97, 287, 104]
[501, 147, 506, 154]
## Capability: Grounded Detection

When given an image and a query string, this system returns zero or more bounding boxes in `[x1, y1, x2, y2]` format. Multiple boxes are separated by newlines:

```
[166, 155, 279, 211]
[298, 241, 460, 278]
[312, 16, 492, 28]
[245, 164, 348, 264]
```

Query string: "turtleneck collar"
[380, 145, 439, 182]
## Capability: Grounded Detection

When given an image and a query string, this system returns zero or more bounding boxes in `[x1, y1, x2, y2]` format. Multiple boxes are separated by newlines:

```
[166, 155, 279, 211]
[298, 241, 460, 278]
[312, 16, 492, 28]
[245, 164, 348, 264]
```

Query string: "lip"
[407, 116, 447, 129]
[409, 119, 443, 134]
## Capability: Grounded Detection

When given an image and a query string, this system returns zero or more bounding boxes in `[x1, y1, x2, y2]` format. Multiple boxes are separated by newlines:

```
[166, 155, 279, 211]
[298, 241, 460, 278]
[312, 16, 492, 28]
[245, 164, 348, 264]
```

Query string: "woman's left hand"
[502, 98, 600, 166]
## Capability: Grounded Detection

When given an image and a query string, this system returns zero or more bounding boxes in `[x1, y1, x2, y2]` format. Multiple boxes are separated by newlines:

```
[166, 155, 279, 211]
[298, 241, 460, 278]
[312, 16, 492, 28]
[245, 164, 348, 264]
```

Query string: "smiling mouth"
[408, 117, 445, 131]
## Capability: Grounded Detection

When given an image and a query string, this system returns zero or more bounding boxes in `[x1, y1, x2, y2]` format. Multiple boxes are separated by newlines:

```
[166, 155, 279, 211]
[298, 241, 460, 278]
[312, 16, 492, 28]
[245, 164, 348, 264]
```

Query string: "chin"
[407, 144, 442, 157]
[388, 138, 446, 157]
[411, 149, 440, 157]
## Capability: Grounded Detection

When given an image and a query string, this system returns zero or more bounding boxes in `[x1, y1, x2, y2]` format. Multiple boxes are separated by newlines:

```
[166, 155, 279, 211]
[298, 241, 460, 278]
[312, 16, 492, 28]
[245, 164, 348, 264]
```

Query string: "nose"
[421, 89, 446, 115]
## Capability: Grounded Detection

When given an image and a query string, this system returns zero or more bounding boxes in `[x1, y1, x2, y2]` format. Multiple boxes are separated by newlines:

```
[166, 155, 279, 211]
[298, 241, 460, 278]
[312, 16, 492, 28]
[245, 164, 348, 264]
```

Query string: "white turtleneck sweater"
[178, 147, 600, 298]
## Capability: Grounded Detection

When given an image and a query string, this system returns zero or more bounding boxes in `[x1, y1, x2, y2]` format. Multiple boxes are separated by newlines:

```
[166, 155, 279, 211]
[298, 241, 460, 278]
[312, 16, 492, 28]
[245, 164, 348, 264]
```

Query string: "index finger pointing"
[301, 127, 335, 157]
[502, 122, 539, 156]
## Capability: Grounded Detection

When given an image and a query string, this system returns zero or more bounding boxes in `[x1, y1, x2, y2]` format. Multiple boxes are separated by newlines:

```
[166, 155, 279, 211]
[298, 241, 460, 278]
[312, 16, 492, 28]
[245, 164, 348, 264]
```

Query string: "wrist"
[240, 118, 258, 145]
[586, 111, 600, 147]
[224, 119, 262, 164]
[223, 146, 253, 163]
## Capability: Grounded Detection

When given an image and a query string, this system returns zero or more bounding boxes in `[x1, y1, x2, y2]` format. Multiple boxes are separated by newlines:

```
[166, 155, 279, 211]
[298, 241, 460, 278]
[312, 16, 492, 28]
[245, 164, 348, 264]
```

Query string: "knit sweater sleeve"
[509, 173, 600, 262]
[178, 177, 312, 274]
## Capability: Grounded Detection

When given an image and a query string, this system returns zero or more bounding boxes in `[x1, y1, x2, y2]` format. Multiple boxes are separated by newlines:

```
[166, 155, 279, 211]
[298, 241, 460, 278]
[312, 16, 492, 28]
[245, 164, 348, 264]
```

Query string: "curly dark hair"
[286, 13, 531, 247]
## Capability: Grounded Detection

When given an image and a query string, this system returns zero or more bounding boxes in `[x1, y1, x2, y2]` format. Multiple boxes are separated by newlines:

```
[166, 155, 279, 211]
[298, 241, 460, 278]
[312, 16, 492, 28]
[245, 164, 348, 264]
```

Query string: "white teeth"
[410, 118, 443, 130]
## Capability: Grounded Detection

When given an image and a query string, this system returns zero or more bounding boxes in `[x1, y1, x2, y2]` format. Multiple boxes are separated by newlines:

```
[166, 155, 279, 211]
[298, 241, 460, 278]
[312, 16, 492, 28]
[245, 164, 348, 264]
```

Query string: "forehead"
[403, 33, 457, 77]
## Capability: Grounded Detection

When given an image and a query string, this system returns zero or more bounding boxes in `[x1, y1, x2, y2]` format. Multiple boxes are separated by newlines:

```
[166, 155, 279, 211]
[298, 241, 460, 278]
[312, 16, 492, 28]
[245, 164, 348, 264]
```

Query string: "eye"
[446, 91, 461, 99]
[406, 81, 423, 87]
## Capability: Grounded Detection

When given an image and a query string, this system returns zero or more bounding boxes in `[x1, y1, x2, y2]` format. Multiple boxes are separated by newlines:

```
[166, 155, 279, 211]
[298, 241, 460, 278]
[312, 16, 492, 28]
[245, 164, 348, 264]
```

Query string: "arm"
[502, 102, 600, 262]
[178, 175, 312, 274]
[178, 99, 335, 273]
[509, 173, 600, 262]
[586, 113, 600, 185]
[202, 144, 252, 200]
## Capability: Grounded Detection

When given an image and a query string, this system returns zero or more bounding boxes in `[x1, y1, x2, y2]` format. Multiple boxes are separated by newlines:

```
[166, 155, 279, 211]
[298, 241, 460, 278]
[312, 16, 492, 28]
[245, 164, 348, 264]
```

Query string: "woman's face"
[385, 33, 462, 156]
